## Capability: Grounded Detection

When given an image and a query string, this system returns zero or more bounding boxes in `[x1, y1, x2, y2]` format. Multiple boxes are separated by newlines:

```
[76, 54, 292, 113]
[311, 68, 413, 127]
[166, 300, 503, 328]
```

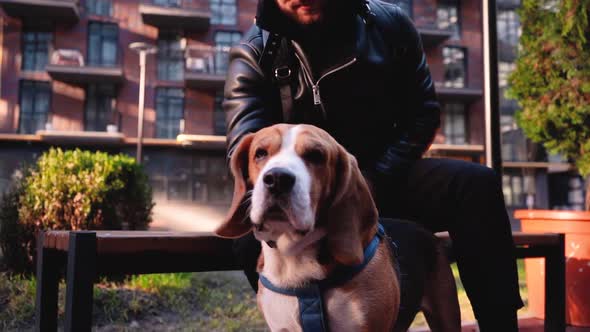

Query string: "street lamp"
[129, 42, 158, 164]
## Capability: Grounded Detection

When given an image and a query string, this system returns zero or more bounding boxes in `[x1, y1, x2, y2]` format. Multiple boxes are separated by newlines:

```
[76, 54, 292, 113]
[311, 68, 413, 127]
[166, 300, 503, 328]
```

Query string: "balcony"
[427, 143, 485, 163]
[435, 84, 483, 103]
[497, 0, 520, 10]
[139, 1, 210, 31]
[418, 27, 453, 48]
[184, 45, 228, 89]
[176, 134, 225, 150]
[46, 49, 124, 85]
[36, 130, 125, 145]
[0, 0, 79, 23]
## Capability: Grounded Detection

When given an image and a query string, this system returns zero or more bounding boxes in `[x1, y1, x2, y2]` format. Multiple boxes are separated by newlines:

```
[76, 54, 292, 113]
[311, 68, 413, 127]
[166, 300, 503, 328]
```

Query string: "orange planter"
[515, 210, 590, 327]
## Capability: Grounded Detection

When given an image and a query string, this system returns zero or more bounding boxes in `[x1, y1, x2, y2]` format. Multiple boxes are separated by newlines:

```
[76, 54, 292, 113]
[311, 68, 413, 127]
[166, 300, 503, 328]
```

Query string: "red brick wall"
[0, 0, 484, 146]
[417, 0, 485, 145]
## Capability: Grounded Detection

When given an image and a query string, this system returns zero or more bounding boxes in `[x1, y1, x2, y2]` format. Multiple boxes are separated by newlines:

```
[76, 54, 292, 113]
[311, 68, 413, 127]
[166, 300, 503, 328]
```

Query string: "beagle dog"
[215, 124, 461, 332]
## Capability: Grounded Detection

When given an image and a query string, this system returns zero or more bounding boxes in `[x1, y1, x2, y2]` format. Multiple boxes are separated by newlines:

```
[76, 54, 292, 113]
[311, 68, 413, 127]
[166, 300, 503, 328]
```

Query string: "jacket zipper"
[311, 57, 357, 105]
[292, 42, 357, 112]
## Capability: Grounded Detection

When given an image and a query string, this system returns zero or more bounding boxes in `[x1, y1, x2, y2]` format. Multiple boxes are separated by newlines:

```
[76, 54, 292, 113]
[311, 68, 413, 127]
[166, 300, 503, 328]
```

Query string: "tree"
[508, 0, 590, 209]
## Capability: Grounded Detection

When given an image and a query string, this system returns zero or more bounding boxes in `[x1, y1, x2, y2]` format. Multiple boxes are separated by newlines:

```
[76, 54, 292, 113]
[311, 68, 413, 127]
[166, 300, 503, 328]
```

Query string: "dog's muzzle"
[263, 167, 296, 196]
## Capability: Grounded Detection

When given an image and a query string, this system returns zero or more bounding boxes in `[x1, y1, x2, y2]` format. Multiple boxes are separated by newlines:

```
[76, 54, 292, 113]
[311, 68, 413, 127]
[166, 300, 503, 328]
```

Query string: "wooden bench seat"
[35, 230, 565, 332]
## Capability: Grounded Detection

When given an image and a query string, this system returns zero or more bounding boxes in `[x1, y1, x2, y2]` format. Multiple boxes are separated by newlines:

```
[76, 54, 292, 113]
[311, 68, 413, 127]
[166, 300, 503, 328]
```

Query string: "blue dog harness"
[259, 223, 396, 332]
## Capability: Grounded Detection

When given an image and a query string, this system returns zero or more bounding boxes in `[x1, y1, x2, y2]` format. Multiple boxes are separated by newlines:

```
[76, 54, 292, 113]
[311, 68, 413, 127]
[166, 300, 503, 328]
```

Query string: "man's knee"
[454, 162, 502, 198]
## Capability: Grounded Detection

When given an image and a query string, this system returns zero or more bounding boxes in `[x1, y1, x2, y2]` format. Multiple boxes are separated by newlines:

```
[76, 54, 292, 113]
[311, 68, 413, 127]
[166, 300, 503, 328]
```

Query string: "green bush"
[0, 148, 154, 273]
[508, 0, 590, 209]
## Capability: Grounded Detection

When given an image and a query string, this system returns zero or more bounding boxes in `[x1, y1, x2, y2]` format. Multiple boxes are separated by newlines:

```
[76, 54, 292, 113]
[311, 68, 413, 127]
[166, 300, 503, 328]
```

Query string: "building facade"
[0, 0, 489, 226]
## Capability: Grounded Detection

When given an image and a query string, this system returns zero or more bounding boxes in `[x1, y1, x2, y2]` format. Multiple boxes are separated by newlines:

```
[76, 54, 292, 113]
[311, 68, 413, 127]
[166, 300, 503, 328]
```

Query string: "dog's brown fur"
[216, 124, 460, 332]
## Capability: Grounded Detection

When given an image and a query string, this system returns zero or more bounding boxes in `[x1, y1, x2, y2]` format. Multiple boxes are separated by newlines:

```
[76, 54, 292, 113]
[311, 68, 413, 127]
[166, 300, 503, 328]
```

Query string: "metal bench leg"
[35, 232, 60, 332]
[544, 234, 566, 332]
[64, 232, 97, 332]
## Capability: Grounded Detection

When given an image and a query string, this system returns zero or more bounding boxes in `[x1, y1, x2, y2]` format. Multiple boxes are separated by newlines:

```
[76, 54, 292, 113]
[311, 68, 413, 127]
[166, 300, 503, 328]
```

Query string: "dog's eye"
[254, 148, 268, 162]
[303, 148, 325, 164]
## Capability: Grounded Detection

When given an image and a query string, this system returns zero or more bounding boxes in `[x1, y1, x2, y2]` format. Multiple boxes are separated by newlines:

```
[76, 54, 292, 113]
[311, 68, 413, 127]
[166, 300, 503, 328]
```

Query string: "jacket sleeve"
[373, 5, 441, 178]
[224, 34, 279, 160]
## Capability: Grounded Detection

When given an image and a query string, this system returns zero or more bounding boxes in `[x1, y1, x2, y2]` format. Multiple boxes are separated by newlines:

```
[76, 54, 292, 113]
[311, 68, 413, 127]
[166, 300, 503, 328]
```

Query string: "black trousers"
[234, 158, 524, 330]
[377, 158, 523, 328]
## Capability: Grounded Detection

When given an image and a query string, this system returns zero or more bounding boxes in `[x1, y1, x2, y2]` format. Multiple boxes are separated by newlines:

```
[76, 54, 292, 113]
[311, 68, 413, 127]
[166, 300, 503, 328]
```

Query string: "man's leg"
[377, 158, 523, 331]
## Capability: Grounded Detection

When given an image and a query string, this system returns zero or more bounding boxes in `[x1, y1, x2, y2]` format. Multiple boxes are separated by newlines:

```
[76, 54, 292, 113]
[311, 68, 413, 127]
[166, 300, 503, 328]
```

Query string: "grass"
[0, 271, 266, 331]
[0, 273, 37, 330]
[411, 260, 528, 326]
[0, 261, 529, 331]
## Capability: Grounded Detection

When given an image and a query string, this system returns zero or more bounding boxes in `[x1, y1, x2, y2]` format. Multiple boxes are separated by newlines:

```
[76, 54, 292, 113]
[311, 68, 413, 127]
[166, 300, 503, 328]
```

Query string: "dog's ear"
[325, 145, 378, 266]
[215, 134, 255, 238]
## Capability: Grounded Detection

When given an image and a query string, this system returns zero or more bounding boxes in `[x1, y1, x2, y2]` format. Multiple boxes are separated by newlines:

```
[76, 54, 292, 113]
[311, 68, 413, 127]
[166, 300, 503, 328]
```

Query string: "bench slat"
[43, 231, 233, 254]
[435, 231, 563, 246]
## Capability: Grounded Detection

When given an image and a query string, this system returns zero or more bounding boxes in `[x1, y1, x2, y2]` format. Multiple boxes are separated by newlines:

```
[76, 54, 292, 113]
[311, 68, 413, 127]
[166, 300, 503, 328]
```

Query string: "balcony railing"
[46, 49, 124, 85]
[418, 26, 453, 48]
[435, 83, 483, 103]
[139, 0, 210, 31]
[0, 0, 79, 23]
[37, 129, 125, 144]
[497, 0, 521, 10]
[184, 45, 229, 89]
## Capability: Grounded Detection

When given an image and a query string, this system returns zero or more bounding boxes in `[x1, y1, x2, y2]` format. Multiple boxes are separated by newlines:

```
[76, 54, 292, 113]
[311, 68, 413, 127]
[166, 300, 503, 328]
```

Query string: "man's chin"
[292, 12, 323, 25]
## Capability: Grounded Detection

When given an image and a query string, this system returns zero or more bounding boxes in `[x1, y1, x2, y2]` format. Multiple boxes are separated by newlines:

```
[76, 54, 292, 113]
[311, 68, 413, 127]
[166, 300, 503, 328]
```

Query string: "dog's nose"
[263, 168, 296, 195]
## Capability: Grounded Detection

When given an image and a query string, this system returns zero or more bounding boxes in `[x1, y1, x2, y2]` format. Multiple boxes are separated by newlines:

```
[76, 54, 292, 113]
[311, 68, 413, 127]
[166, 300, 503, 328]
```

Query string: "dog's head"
[215, 124, 378, 266]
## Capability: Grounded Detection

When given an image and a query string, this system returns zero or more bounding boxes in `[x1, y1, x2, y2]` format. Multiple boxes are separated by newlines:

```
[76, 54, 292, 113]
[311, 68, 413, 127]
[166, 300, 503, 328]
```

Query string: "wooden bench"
[34, 231, 565, 332]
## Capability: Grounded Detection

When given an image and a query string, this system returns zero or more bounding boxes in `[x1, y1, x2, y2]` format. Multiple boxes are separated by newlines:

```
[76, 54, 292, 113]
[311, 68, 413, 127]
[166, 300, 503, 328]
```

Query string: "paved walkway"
[410, 317, 590, 332]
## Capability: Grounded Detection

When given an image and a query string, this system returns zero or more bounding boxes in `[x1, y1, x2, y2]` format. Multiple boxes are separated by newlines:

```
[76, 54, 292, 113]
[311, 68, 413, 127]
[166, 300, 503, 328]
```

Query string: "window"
[497, 9, 520, 62]
[442, 103, 467, 144]
[499, 61, 518, 115]
[566, 176, 586, 211]
[210, 0, 237, 25]
[497, 0, 521, 9]
[153, 0, 181, 7]
[214, 31, 241, 74]
[19, 80, 51, 134]
[85, 84, 116, 131]
[502, 128, 529, 162]
[503, 172, 534, 208]
[22, 31, 52, 71]
[88, 22, 118, 66]
[442, 46, 466, 88]
[142, 151, 232, 204]
[157, 32, 184, 81]
[548, 173, 586, 210]
[156, 88, 184, 138]
[214, 90, 225, 135]
[86, 0, 112, 16]
[437, 0, 460, 39]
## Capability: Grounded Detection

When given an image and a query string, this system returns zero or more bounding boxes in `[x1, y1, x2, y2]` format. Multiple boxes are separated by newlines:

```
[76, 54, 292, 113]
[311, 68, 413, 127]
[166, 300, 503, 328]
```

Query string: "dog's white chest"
[258, 286, 303, 332]
[257, 284, 366, 332]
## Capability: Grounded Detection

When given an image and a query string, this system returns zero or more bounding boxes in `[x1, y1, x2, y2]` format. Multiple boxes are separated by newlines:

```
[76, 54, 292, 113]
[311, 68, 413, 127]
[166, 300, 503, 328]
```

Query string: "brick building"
[0, 0, 490, 227]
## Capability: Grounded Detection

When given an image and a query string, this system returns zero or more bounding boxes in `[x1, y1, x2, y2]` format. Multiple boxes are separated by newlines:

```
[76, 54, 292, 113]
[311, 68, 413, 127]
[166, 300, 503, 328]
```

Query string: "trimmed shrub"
[0, 148, 154, 273]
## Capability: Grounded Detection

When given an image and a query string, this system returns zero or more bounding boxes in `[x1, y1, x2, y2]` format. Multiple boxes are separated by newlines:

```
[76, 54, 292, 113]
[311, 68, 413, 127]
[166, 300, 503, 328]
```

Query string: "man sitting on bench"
[223, 0, 524, 330]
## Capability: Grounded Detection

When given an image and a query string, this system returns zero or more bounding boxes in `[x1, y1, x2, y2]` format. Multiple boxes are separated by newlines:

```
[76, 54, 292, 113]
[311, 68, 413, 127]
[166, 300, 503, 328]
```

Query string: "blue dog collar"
[259, 223, 388, 332]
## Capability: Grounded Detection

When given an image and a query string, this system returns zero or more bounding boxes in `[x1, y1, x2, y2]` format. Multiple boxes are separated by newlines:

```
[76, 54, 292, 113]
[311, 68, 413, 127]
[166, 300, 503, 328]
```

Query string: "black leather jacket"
[224, 0, 440, 179]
